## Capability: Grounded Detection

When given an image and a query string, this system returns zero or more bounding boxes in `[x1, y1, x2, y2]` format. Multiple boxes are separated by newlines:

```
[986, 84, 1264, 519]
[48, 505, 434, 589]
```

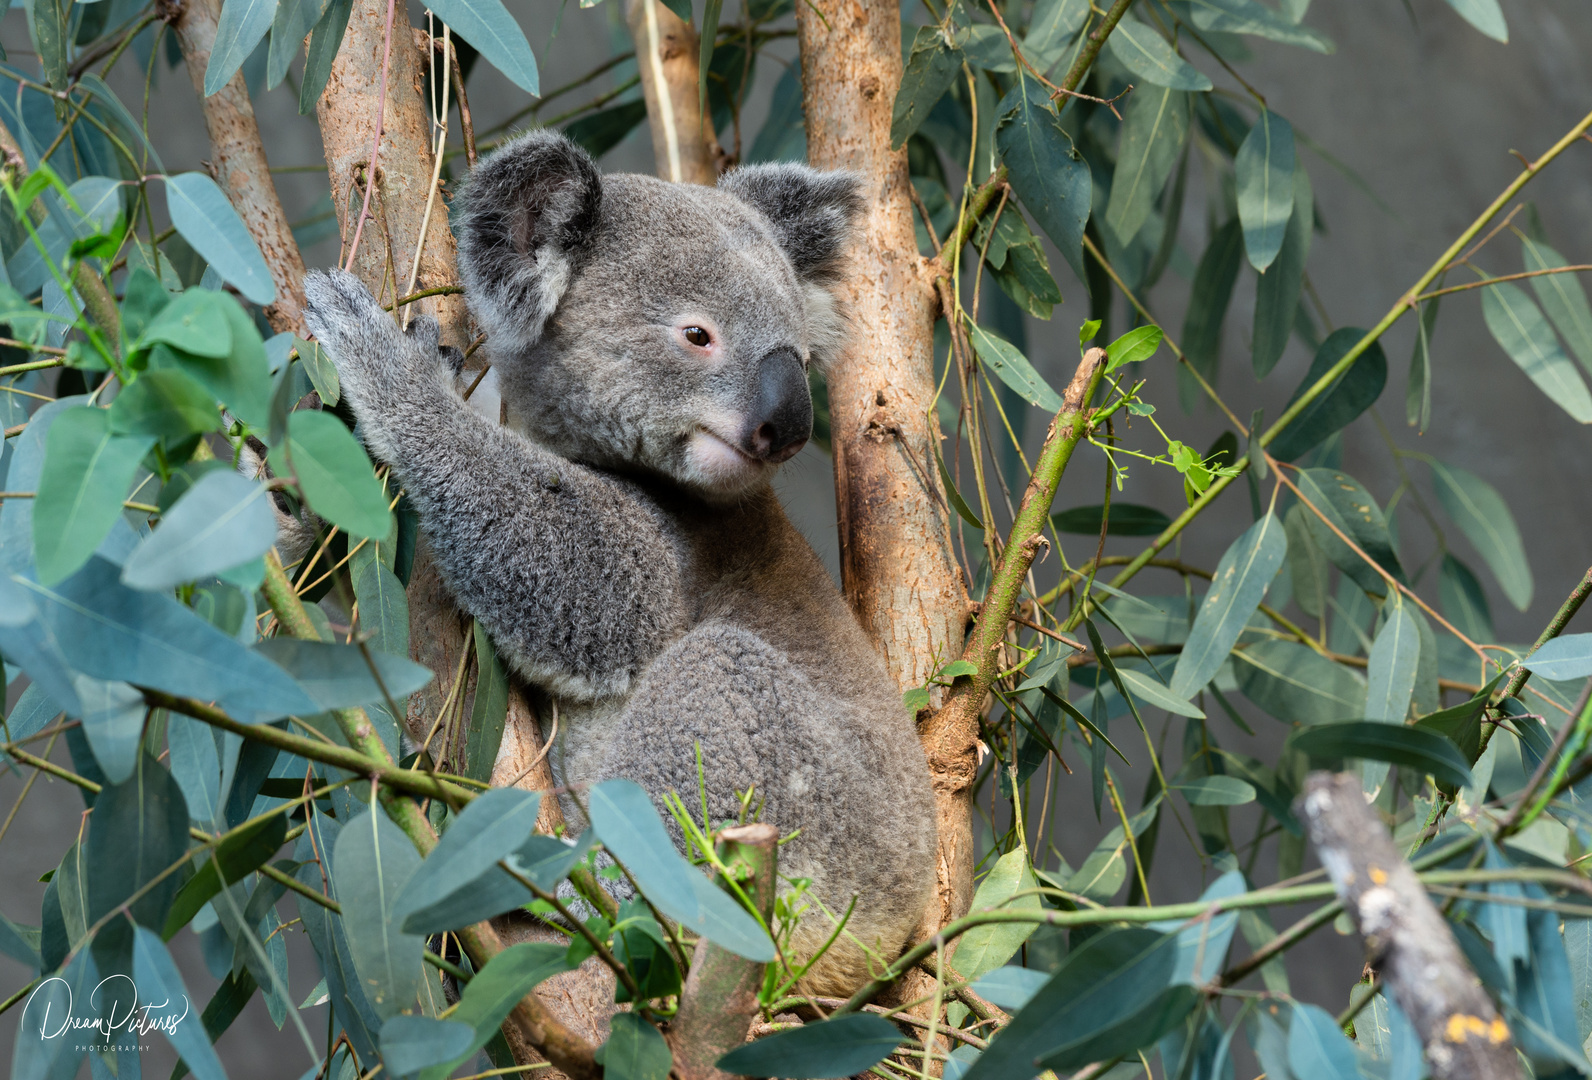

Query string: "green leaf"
[996, 73, 1092, 280]
[1171, 511, 1287, 699]
[1428, 459, 1532, 611]
[564, 100, 649, 159]
[1480, 280, 1592, 423]
[1288, 1003, 1361, 1080]
[1293, 468, 1403, 597]
[1365, 599, 1419, 723]
[1235, 111, 1295, 272]
[86, 753, 191, 929]
[968, 322, 1063, 412]
[890, 27, 963, 150]
[146, 305, 273, 431]
[13, 949, 95, 1079]
[1234, 639, 1364, 724]
[26, 0, 67, 92]
[1253, 165, 1313, 378]
[299, 0, 353, 115]
[380, 1016, 475, 1076]
[1439, 554, 1493, 643]
[1117, 667, 1205, 718]
[108, 368, 224, 442]
[1106, 16, 1212, 90]
[164, 173, 277, 306]
[1023, 0, 1089, 69]
[253, 638, 434, 711]
[121, 471, 275, 590]
[396, 788, 541, 933]
[1288, 720, 1472, 788]
[163, 813, 288, 938]
[1524, 634, 1592, 682]
[1439, 0, 1506, 42]
[697, 0, 724, 119]
[1269, 328, 1387, 462]
[354, 558, 409, 657]
[1174, 775, 1255, 805]
[138, 288, 233, 359]
[130, 926, 225, 1080]
[1105, 325, 1164, 372]
[1413, 671, 1506, 765]
[1187, 0, 1334, 52]
[1522, 237, 1592, 377]
[334, 805, 424, 1018]
[934, 439, 984, 531]
[962, 928, 1179, 1080]
[32, 405, 155, 585]
[296, 336, 341, 406]
[1179, 219, 1244, 408]
[464, 620, 510, 782]
[1405, 296, 1438, 432]
[418, 943, 572, 1080]
[588, 779, 775, 961]
[1053, 502, 1170, 536]
[204, 0, 277, 94]
[601, 1013, 674, 1080]
[266, 0, 325, 90]
[950, 850, 1041, 982]
[269, 409, 394, 540]
[1105, 85, 1189, 247]
[718, 1014, 903, 1079]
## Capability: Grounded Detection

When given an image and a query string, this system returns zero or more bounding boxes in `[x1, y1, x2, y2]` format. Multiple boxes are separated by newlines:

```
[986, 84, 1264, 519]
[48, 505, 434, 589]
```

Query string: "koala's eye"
[683, 326, 712, 347]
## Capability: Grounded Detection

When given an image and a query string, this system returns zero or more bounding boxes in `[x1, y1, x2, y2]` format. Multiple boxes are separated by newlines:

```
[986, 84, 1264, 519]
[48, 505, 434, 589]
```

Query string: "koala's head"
[455, 131, 862, 500]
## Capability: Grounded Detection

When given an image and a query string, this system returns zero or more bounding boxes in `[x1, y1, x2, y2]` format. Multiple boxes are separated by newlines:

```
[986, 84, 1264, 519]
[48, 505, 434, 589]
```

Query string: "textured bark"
[1299, 773, 1519, 1080]
[314, 1, 468, 347]
[795, 0, 971, 1000]
[164, 0, 308, 334]
[670, 824, 779, 1080]
[625, 0, 722, 184]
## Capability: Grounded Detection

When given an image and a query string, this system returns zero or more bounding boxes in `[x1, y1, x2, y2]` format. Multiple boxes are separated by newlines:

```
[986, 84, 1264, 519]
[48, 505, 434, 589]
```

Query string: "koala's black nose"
[746, 347, 811, 464]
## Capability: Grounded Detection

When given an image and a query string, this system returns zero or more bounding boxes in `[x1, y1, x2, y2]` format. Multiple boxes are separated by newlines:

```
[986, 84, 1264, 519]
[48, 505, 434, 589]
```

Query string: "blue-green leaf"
[1187, 0, 1334, 52]
[1179, 219, 1244, 408]
[1268, 328, 1387, 462]
[380, 1015, 474, 1079]
[268, 409, 394, 541]
[1235, 111, 1294, 272]
[253, 638, 433, 711]
[718, 1015, 903, 1079]
[426, 0, 539, 94]
[967, 323, 1063, 412]
[996, 73, 1091, 280]
[1234, 640, 1365, 724]
[417, 943, 572, 1080]
[1106, 17, 1211, 91]
[1288, 1003, 1360, 1080]
[1428, 459, 1532, 611]
[32, 405, 154, 585]
[1439, 554, 1494, 643]
[1439, 0, 1506, 42]
[1171, 511, 1287, 699]
[1365, 599, 1419, 723]
[1116, 667, 1204, 719]
[1481, 280, 1592, 422]
[396, 788, 540, 930]
[1293, 468, 1403, 597]
[137, 289, 233, 359]
[133, 926, 229, 1080]
[205, 0, 277, 94]
[1053, 503, 1170, 536]
[1288, 721, 1472, 789]
[601, 1013, 673, 1080]
[333, 806, 424, 1018]
[1105, 85, 1189, 246]
[122, 471, 275, 590]
[588, 779, 775, 962]
[1174, 776, 1255, 805]
[164, 173, 276, 306]
[950, 849, 1041, 982]
[1522, 236, 1592, 377]
[1524, 634, 1592, 682]
[86, 752, 191, 928]
[891, 27, 963, 150]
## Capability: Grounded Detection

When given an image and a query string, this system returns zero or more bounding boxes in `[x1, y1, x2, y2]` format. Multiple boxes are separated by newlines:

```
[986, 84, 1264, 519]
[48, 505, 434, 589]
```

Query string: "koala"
[301, 131, 937, 996]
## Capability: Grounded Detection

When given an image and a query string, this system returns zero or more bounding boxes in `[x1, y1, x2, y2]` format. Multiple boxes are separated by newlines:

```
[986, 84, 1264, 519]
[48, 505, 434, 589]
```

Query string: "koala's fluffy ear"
[456, 131, 602, 350]
[718, 164, 863, 284]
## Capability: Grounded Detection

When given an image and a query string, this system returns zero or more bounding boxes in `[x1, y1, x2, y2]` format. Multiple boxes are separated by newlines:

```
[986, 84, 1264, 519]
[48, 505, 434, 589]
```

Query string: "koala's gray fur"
[302, 131, 936, 995]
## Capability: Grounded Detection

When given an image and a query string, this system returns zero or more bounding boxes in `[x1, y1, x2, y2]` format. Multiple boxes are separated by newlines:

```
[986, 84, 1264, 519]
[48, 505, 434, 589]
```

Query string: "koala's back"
[544, 481, 937, 994]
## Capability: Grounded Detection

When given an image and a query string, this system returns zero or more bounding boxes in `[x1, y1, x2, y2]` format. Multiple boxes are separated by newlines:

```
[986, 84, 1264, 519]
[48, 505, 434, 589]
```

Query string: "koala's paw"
[302, 269, 450, 419]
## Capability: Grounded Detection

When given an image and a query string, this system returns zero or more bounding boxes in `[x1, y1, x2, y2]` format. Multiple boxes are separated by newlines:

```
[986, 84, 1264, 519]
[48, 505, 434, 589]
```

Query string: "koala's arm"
[303, 270, 688, 698]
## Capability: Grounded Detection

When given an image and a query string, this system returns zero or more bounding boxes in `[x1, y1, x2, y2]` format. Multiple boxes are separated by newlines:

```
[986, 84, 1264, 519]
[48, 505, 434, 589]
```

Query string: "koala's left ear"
[719, 164, 864, 284]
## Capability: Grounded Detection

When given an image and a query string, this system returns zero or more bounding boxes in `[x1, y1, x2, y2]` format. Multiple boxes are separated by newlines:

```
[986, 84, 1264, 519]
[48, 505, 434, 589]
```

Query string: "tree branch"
[626, 0, 722, 184]
[1298, 773, 1518, 1080]
[164, 0, 308, 333]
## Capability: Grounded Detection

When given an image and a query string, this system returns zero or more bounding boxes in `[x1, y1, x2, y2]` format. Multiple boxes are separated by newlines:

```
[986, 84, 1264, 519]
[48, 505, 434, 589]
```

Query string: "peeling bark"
[625, 0, 722, 184]
[1299, 772, 1519, 1080]
[795, 0, 971, 1000]
[164, 0, 308, 334]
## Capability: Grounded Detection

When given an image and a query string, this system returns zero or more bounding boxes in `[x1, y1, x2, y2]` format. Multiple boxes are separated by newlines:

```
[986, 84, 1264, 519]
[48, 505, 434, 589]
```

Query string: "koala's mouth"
[685, 427, 768, 489]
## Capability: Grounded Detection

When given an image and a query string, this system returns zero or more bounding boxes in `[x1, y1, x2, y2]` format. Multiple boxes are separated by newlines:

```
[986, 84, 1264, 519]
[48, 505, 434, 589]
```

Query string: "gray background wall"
[3, 0, 1590, 1073]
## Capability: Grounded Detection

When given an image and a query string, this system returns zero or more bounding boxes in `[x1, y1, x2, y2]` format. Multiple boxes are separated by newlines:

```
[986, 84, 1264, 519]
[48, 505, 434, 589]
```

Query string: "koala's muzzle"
[743, 347, 811, 464]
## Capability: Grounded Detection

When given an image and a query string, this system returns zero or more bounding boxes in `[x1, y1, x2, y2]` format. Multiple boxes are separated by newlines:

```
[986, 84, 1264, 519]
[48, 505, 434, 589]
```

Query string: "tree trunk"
[164, 0, 308, 334]
[795, 0, 972, 1006]
[625, 0, 722, 183]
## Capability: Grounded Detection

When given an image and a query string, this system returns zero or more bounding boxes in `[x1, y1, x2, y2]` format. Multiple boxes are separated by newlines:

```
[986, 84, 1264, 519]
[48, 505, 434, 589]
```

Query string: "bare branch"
[626, 0, 723, 184]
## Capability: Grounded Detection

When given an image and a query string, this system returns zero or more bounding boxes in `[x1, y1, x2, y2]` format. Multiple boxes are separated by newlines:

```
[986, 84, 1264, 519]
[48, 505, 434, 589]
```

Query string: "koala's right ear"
[456, 131, 602, 351]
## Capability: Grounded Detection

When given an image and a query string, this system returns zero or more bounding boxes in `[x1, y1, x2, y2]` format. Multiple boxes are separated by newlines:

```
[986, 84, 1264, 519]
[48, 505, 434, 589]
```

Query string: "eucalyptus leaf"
[1105, 85, 1189, 247]
[1187, 0, 1334, 52]
[1293, 468, 1403, 597]
[1174, 776, 1255, 805]
[122, 471, 276, 590]
[204, 0, 276, 94]
[1365, 599, 1419, 723]
[718, 1014, 904, 1079]
[1235, 111, 1295, 271]
[950, 849, 1041, 982]
[32, 405, 154, 585]
[1428, 459, 1532, 611]
[133, 926, 228, 1080]
[1439, 0, 1506, 42]
[164, 173, 277, 306]
[1522, 236, 1592, 376]
[1171, 511, 1287, 699]
[967, 322, 1063, 412]
[268, 409, 394, 541]
[1233, 640, 1365, 724]
[417, 943, 572, 1079]
[1107, 17, 1211, 91]
[601, 1013, 673, 1080]
[1523, 634, 1592, 683]
[1288, 721, 1472, 788]
[1481, 280, 1592, 423]
[1288, 1003, 1360, 1080]
[1269, 329, 1387, 462]
[996, 74, 1091, 280]
[1180, 219, 1244, 407]
[891, 27, 962, 150]
[396, 788, 540, 929]
[86, 752, 190, 928]
[1053, 503, 1170, 536]
[253, 638, 433, 711]
[1117, 668, 1205, 718]
[379, 1015, 474, 1079]
[109, 368, 224, 442]
[333, 806, 424, 1018]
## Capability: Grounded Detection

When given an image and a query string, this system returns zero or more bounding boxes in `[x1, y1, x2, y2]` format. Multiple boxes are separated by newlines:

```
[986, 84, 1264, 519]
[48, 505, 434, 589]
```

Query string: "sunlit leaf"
[1439, 0, 1506, 42]
[1481, 280, 1592, 423]
[164, 173, 277, 306]
[1105, 85, 1190, 247]
[950, 849, 1041, 982]
[1235, 111, 1294, 271]
[122, 471, 276, 590]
